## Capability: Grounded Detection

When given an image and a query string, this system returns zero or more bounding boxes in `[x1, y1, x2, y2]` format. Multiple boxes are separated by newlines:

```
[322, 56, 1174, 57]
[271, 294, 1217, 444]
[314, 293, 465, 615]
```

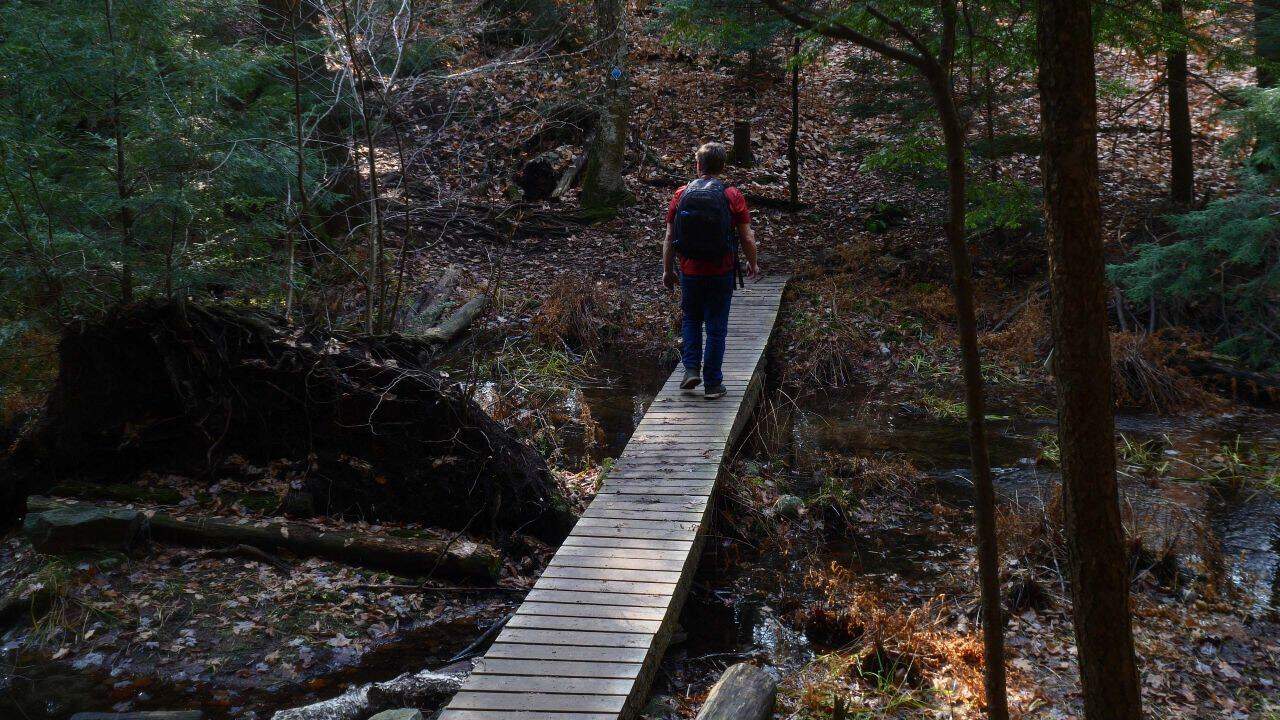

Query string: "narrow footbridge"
[440, 275, 789, 720]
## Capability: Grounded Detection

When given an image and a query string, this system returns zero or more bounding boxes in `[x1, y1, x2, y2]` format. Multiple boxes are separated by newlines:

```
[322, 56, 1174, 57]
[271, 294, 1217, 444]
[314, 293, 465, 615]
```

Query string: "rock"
[771, 495, 804, 519]
[642, 694, 679, 719]
[367, 711, 423, 720]
[69, 707, 203, 712]
[23, 506, 144, 554]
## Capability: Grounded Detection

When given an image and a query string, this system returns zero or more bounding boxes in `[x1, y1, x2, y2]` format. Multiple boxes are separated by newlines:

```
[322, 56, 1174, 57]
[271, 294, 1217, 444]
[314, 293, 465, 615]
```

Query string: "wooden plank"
[484, 642, 650, 663]
[545, 554, 697, 573]
[573, 517, 702, 532]
[515, 601, 667, 621]
[506, 613, 663, 634]
[540, 566, 684, 584]
[461, 674, 636, 696]
[471, 657, 642, 679]
[522, 588, 672, 608]
[441, 711, 616, 720]
[596, 486, 715, 497]
[533, 578, 677, 596]
[588, 498, 709, 510]
[567, 525, 700, 541]
[496, 627, 655, 648]
[584, 505, 703, 516]
[449, 692, 625, 713]
[551, 544, 691, 561]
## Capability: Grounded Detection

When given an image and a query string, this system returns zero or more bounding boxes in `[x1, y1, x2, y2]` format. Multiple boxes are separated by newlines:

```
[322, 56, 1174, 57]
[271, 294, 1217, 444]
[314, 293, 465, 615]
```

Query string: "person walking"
[662, 142, 760, 399]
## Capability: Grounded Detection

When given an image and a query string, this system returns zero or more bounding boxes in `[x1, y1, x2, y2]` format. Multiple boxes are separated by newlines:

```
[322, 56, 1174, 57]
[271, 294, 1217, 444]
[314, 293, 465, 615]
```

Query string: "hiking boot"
[680, 368, 701, 390]
[704, 383, 727, 399]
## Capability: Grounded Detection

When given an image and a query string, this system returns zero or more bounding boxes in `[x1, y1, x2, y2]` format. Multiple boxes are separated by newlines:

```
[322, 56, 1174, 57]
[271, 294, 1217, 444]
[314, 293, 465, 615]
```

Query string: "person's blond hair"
[696, 142, 728, 175]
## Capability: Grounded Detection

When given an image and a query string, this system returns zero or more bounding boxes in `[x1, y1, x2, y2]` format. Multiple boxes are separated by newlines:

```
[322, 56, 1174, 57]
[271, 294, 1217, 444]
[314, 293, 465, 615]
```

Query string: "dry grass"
[782, 561, 987, 715]
[532, 274, 622, 352]
[0, 326, 58, 427]
[981, 297, 1048, 364]
[780, 271, 878, 389]
[908, 282, 957, 325]
[1110, 331, 1214, 413]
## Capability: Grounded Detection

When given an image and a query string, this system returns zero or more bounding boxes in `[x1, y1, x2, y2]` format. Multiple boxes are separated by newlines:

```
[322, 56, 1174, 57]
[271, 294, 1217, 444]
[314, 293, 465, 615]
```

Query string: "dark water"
[789, 393, 1280, 614]
[0, 603, 510, 719]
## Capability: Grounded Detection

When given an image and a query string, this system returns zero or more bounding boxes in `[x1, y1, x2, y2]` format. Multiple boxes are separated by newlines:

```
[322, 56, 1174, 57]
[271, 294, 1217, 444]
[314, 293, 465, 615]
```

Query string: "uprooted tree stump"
[1, 301, 574, 541]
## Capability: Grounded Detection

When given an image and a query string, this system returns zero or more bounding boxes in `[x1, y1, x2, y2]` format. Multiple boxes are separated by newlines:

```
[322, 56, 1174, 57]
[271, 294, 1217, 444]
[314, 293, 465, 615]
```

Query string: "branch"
[864, 4, 934, 63]
[762, 0, 927, 70]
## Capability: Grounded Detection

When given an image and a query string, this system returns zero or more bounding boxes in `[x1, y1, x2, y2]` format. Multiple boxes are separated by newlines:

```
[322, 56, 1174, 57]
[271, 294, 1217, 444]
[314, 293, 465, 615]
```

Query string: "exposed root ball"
[1, 301, 573, 540]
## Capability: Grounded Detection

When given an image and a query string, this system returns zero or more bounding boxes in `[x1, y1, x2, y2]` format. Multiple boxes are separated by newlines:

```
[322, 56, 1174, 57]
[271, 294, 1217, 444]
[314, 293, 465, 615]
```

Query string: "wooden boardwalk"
[440, 275, 788, 720]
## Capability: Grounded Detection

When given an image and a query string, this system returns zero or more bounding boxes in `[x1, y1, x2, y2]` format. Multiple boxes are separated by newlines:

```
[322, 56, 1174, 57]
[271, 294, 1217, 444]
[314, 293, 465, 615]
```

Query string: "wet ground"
[641, 383, 1280, 715]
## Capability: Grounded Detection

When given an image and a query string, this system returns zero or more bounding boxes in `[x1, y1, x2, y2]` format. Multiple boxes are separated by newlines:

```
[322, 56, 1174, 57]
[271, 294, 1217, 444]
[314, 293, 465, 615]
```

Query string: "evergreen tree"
[1111, 88, 1280, 370]
[0, 0, 332, 323]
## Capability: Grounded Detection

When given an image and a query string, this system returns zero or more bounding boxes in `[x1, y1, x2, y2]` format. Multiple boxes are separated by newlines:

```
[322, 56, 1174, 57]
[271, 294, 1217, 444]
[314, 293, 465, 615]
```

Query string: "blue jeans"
[680, 273, 734, 386]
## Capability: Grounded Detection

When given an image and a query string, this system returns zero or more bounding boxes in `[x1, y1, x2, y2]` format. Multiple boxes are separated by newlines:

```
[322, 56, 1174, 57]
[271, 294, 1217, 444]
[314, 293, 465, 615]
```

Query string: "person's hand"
[663, 270, 678, 290]
[747, 261, 761, 280]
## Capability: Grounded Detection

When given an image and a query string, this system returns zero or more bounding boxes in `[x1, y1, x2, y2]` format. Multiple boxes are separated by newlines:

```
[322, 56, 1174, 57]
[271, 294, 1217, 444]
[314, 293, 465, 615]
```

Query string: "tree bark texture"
[1163, 0, 1194, 206]
[734, 119, 755, 167]
[1037, 2, 1144, 718]
[580, 0, 630, 210]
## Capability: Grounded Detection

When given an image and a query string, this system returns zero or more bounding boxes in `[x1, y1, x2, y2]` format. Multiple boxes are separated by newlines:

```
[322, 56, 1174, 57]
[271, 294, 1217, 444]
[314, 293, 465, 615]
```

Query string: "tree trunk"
[1036, 2, 1144, 719]
[580, 0, 630, 212]
[27, 497, 502, 581]
[733, 119, 755, 167]
[788, 37, 801, 208]
[926, 66, 1009, 720]
[1259, 0, 1280, 86]
[1164, 0, 1194, 206]
[335, 0, 385, 333]
[104, 0, 134, 303]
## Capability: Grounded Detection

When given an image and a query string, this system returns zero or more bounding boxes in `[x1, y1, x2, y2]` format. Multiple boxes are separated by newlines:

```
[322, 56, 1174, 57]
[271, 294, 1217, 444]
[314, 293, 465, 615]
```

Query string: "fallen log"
[694, 663, 776, 720]
[417, 295, 489, 344]
[638, 176, 812, 211]
[26, 498, 503, 581]
[271, 667, 464, 720]
[412, 266, 462, 329]
[1, 301, 574, 540]
[552, 154, 587, 199]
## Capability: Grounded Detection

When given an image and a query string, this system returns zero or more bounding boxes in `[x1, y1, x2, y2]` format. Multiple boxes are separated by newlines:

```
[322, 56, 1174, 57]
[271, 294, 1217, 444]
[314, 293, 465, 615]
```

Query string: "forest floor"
[3, 5, 1279, 720]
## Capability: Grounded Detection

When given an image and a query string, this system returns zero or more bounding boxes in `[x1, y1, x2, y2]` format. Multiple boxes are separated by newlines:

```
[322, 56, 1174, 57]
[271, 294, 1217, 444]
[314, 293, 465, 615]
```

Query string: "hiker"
[662, 142, 760, 399]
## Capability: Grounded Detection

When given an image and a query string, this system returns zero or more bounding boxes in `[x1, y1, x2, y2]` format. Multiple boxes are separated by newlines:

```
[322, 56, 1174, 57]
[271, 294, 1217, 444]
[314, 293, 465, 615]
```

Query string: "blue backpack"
[672, 178, 735, 261]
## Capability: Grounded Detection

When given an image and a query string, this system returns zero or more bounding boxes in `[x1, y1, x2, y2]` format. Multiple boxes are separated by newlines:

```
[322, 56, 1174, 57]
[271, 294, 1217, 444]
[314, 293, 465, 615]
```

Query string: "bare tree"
[764, 3, 1008, 717]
